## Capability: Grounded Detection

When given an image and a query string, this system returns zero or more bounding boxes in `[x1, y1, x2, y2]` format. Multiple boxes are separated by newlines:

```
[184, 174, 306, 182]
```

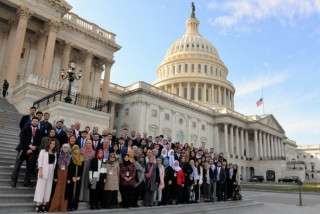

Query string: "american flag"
[256, 98, 263, 107]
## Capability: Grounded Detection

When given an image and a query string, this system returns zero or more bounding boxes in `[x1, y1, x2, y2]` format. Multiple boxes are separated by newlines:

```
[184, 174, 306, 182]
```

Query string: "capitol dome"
[153, 6, 235, 109]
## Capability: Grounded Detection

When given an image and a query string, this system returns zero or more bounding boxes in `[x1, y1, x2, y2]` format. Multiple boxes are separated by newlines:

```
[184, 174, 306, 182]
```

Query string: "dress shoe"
[11, 181, 16, 188]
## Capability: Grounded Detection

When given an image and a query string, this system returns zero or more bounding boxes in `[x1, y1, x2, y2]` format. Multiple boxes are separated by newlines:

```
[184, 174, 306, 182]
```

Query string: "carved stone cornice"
[47, 0, 72, 14]
[82, 50, 94, 61]
[103, 59, 115, 70]
[93, 59, 104, 73]
[17, 6, 33, 20]
[35, 30, 47, 40]
[45, 20, 61, 33]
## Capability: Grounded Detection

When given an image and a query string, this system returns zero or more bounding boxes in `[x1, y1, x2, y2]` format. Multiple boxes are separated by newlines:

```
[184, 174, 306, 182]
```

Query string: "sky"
[66, 0, 320, 146]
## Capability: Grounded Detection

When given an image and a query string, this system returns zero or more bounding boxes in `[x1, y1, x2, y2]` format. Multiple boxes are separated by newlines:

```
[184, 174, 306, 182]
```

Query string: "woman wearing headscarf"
[203, 162, 214, 202]
[49, 144, 71, 212]
[154, 157, 165, 206]
[67, 145, 84, 211]
[180, 156, 193, 204]
[167, 149, 175, 167]
[143, 156, 160, 207]
[103, 153, 120, 208]
[188, 160, 199, 203]
[161, 158, 174, 205]
[160, 148, 167, 159]
[133, 154, 146, 207]
[79, 140, 95, 202]
[119, 154, 136, 208]
[89, 149, 107, 210]
[34, 140, 57, 212]
[172, 160, 184, 205]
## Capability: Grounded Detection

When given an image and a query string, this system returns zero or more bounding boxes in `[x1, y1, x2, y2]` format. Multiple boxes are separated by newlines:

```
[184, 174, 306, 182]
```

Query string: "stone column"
[231, 93, 234, 108]
[42, 20, 61, 78]
[171, 83, 174, 93]
[278, 138, 282, 159]
[212, 84, 215, 103]
[101, 60, 112, 101]
[267, 134, 271, 159]
[109, 101, 116, 130]
[224, 87, 227, 106]
[271, 135, 274, 159]
[240, 128, 244, 157]
[259, 130, 263, 158]
[254, 129, 259, 159]
[195, 82, 198, 101]
[218, 86, 221, 105]
[245, 130, 249, 157]
[0, 20, 18, 84]
[60, 41, 72, 73]
[229, 125, 234, 156]
[5, 7, 33, 85]
[229, 90, 231, 107]
[80, 51, 94, 95]
[235, 127, 240, 157]
[164, 85, 168, 91]
[275, 137, 279, 159]
[224, 123, 229, 157]
[179, 83, 182, 97]
[282, 141, 286, 158]
[32, 30, 47, 75]
[213, 124, 219, 154]
[187, 82, 191, 99]
[203, 83, 207, 102]
[263, 132, 267, 158]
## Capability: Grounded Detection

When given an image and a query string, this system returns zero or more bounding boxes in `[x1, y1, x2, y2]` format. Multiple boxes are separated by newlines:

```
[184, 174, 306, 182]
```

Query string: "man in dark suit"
[77, 130, 88, 149]
[146, 136, 154, 150]
[2, 79, 9, 97]
[19, 106, 37, 131]
[54, 121, 68, 148]
[214, 161, 226, 201]
[11, 117, 42, 188]
[92, 133, 102, 152]
[73, 122, 81, 139]
[174, 148, 183, 162]
[40, 112, 52, 136]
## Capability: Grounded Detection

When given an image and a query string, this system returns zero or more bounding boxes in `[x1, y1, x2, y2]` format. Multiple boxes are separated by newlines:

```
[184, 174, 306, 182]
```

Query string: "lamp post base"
[64, 96, 72, 103]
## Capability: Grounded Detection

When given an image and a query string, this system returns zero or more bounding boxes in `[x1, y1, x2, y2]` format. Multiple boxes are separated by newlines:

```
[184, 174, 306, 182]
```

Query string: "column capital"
[45, 20, 61, 33]
[62, 41, 73, 52]
[8, 18, 18, 26]
[35, 30, 47, 40]
[93, 59, 104, 73]
[17, 6, 33, 20]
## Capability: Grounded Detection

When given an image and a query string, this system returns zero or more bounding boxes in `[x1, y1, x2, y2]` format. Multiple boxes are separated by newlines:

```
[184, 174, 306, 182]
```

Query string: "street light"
[60, 59, 82, 103]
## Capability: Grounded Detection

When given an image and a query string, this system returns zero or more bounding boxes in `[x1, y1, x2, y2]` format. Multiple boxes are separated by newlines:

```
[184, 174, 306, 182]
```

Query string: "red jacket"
[176, 169, 185, 186]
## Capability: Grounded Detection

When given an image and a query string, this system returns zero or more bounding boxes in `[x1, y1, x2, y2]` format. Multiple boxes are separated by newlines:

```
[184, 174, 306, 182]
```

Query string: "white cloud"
[234, 71, 289, 96]
[207, 0, 320, 27]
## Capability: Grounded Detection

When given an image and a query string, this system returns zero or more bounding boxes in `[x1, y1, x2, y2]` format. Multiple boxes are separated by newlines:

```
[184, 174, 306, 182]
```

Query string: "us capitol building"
[0, 0, 318, 181]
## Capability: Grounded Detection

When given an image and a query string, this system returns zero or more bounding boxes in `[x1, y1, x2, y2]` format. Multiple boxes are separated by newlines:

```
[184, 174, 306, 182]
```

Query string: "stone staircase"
[0, 97, 263, 213]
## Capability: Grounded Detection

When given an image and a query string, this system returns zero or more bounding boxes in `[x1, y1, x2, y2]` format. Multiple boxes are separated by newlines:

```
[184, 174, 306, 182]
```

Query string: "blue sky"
[67, 0, 320, 146]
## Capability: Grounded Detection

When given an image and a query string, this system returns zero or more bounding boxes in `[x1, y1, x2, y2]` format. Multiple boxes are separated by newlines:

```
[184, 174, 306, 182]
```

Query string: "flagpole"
[262, 84, 265, 115]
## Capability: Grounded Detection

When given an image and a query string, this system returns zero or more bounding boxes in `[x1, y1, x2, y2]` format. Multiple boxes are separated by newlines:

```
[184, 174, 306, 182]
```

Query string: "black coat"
[214, 167, 226, 184]
[203, 168, 214, 183]
[55, 130, 68, 147]
[19, 115, 32, 130]
[16, 125, 42, 152]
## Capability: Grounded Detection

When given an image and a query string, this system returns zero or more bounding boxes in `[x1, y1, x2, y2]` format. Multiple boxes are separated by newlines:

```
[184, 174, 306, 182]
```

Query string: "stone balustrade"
[63, 12, 116, 42]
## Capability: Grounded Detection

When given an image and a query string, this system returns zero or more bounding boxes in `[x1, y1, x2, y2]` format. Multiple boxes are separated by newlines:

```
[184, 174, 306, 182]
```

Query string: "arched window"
[178, 131, 184, 142]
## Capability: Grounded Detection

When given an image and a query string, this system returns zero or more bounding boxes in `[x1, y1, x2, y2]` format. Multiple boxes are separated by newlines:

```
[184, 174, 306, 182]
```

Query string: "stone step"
[0, 165, 26, 173]
[0, 158, 17, 165]
[0, 130, 21, 136]
[0, 147, 18, 153]
[0, 171, 35, 180]
[0, 193, 34, 203]
[0, 202, 34, 213]
[0, 178, 36, 186]
[0, 185, 35, 194]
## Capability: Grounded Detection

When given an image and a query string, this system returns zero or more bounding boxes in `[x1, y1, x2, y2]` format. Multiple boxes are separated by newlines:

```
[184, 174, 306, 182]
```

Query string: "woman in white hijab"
[167, 149, 175, 167]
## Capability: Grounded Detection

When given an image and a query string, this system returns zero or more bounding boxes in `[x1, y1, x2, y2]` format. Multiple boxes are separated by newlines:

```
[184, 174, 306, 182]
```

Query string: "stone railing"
[63, 12, 116, 42]
[218, 108, 254, 122]
[297, 145, 320, 150]
[14, 74, 78, 94]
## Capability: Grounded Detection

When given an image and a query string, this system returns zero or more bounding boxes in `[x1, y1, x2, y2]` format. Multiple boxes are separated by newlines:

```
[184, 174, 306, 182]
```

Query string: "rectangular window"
[210, 66, 213, 75]
[177, 88, 179, 96]
[185, 64, 188, 73]
[173, 66, 175, 74]
[192, 122, 196, 128]
[151, 110, 157, 117]
[191, 88, 195, 100]
[198, 64, 201, 73]
[204, 65, 207, 73]
[115, 112, 119, 117]
[184, 88, 188, 99]
[125, 108, 129, 116]
[191, 64, 194, 72]
[216, 68, 218, 76]
[165, 114, 170, 120]
[202, 125, 205, 130]
[179, 65, 181, 73]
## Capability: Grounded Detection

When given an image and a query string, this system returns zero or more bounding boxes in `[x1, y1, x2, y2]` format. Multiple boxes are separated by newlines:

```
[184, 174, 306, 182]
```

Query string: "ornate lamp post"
[60, 59, 82, 103]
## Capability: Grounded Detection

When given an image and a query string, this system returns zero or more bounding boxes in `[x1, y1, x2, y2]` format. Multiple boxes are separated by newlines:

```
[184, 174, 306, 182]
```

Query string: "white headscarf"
[161, 148, 168, 158]
[172, 160, 181, 171]
[168, 149, 175, 167]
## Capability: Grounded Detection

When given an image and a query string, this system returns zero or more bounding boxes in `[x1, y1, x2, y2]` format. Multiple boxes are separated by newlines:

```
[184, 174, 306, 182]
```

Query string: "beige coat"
[104, 162, 120, 191]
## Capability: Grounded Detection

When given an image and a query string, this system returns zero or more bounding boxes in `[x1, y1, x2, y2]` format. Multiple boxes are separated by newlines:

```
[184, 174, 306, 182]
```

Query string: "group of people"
[11, 106, 242, 213]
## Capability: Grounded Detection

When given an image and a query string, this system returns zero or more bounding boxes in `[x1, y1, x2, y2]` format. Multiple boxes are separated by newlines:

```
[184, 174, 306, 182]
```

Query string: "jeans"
[154, 188, 162, 202]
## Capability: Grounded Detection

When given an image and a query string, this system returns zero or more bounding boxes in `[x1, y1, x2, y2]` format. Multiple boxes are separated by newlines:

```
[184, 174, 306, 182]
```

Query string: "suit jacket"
[146, 142, 155, 150]
[19, 115, 32, 130]
[16, 125, 42, 152]
[38, 150, 57, 179]
[214, 167, 226, 184]
[77, 138, 87, 149]
[92, 140, 103, 152]
[55, 129, 68, 148]
[174, 153, 182, 162]
[41, 121, 52, 136]
[73, 129, 82, 139]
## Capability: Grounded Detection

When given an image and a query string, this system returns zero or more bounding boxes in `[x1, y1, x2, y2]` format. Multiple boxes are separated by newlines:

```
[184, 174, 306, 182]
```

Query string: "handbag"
[117, 190, 122, 203]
